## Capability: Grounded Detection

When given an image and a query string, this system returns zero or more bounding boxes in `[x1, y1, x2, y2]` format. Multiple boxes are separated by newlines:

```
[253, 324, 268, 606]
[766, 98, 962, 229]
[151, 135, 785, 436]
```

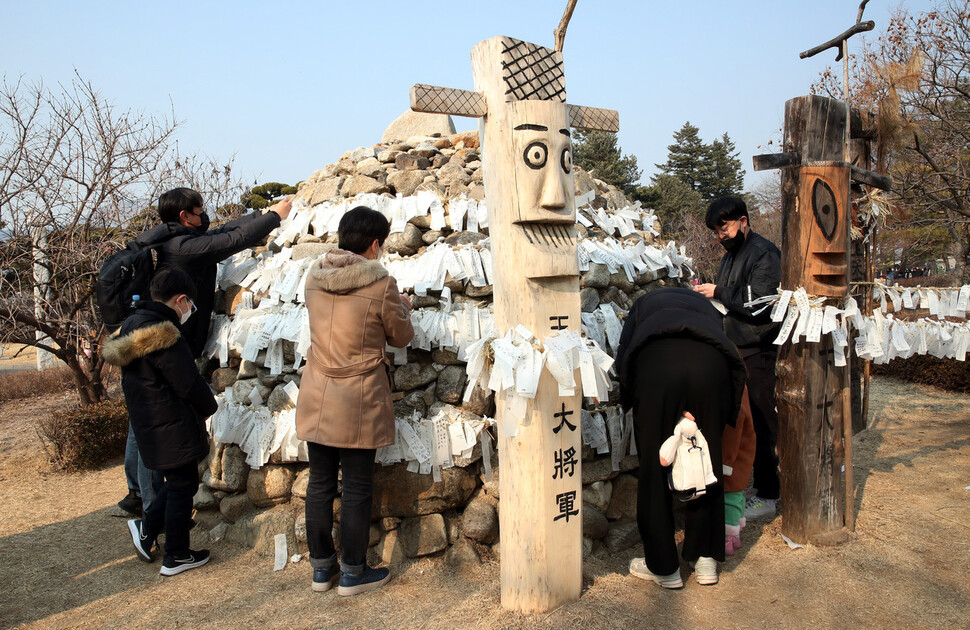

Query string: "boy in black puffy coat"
[103, 268, 217, 576]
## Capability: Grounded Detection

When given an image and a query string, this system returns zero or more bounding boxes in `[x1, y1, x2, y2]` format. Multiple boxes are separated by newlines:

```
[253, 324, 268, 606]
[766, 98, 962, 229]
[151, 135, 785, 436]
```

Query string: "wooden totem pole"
[409, 37, 618, 611]
[754, 96, 889, 544]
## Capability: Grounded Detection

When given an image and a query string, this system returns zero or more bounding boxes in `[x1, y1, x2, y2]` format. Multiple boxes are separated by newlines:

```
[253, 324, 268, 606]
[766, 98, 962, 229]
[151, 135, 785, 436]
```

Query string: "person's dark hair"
[705, 195, 749, 230]
[338, 206, 390, 254]
[158, 188, 204, 224]
[150, 268, 197, 302]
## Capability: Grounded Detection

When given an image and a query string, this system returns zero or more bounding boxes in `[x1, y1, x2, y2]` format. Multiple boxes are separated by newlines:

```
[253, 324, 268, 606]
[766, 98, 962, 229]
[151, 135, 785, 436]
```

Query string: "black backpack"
[96, 232, 171, 330]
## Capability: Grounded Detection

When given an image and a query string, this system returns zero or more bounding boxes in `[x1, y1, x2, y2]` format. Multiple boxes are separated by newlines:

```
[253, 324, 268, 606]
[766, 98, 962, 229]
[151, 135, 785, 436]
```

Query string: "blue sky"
[2, 1, 935, 192]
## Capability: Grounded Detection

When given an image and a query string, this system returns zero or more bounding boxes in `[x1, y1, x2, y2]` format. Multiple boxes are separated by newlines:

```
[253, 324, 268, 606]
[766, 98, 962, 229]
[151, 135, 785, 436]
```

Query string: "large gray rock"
[395, 153, 430, 171]
[211, 367, 237, 392]
[291, 467, 310, 500]
[393, 390, 428, 418]
[247, 465, 296, 508]
[340, 175, 388, 196]
[582, 480, 613, 513]
[461, 498, 498, 544]
[582, 263, 611, 289]
[410, 142, 441, 159]
[609, 270, 636, 293]
[604, 520, 641, 553]
[444, 231, 486, 247]
[377, 149, 401, 163]
[603, 286, 633, 311]
[267, 383, 296, 413]
[377, 529, 407, 564]
[393, 363, 438, 391]
[309, 178, 344, 205]
[432, 349, 464, 365]
[580, 287, 601, 312]
[372, 464, 477, 518]
[582, 456, 621, 485]
[291, 242, 335, 261]
[606, 473, 638, 521]
[435, 365, 467, 404]
[193, 484, 219, 511]
[463, 383, 495, 417]
[444, 537, 481, 567]
[437, 161, 471, 188]
[387, 169, 429, 197]
[384, 223, 424, 256]
[582, 504, 610, 539]
[382, 110, 456, 144]
[400, 514, 448, 557]
[225, 504, 298, 556]
[220, 492, 255, 523]
[206, 445, 249, 492]
[350, 146, 377, 162]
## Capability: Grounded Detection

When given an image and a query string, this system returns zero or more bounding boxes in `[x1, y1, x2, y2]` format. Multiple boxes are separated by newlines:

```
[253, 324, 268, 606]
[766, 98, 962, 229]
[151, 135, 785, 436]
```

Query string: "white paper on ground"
[778, 532, 804, 550]
[273, 533, 288, 571]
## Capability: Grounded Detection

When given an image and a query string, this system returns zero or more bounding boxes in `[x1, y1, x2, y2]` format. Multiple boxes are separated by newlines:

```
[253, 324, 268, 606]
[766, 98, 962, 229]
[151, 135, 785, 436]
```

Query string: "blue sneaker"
[337, 566, 390, 596]
[311, 567, 337, 592]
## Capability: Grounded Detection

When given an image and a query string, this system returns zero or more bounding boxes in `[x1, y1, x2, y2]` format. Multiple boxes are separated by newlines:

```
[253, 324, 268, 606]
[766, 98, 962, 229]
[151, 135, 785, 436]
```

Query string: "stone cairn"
[192, 123, 696, 567]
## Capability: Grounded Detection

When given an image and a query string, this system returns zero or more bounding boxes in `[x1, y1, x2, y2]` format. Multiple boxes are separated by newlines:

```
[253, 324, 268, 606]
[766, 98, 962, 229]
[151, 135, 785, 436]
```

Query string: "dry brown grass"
[0, 365, 75, 403]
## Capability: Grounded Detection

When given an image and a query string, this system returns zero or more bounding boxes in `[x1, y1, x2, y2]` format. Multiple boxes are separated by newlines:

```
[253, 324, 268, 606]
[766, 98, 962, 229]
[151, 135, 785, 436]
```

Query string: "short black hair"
[150, 268, 197, 302]
[158, 188, 204, 224]
[338, 206, 390, 255]
[705, 195, 749, 230]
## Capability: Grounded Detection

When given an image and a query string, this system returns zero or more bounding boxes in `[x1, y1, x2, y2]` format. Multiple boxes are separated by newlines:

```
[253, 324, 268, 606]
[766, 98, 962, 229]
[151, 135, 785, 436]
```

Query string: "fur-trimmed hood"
[307, 249, 389, 294]
[102, 321, 181, 367]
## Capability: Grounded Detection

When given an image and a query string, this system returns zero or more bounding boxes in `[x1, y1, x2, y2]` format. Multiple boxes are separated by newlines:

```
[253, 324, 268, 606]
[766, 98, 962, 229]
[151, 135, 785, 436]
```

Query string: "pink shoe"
[725, 536, 735, 557]
[731, 534, 742, 550]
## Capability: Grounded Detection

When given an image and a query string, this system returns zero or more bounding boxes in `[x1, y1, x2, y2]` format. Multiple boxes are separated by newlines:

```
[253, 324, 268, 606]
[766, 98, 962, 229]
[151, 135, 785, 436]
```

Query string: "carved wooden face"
[799, 166, 849, 296]
[505, 100, 578, 279]
[510, 100, 575, 224]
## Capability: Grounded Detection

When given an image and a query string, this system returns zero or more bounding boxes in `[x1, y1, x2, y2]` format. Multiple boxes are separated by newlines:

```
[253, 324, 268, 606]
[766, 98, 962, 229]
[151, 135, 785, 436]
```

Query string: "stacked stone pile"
[191, 126, 695, 566]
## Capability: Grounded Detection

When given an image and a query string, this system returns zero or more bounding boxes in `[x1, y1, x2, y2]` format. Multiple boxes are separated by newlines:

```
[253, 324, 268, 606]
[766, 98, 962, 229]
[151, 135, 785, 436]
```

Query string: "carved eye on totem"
[561, 147, 572, 174]
[523, 142, 548, 169]
[812, 178, 838, 241]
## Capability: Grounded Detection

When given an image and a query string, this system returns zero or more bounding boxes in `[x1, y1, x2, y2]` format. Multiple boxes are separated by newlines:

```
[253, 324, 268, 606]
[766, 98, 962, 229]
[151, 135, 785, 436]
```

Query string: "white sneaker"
[744, 496, 777, 520]
[690, 556, 718, 585]
[629, 557, 683, 589]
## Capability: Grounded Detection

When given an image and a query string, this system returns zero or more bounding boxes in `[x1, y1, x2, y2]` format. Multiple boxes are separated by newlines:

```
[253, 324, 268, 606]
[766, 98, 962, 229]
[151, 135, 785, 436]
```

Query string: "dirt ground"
[0, 375, 968, 630]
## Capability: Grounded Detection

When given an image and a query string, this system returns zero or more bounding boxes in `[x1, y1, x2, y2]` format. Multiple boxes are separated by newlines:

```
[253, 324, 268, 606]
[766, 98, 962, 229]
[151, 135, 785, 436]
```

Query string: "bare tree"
[0, 75, 242, 404]
[814, 0, 970, 280]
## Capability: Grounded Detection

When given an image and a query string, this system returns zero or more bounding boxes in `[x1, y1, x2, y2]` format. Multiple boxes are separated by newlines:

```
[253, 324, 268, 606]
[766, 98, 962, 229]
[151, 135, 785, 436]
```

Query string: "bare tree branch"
[554, 0, 578, 53]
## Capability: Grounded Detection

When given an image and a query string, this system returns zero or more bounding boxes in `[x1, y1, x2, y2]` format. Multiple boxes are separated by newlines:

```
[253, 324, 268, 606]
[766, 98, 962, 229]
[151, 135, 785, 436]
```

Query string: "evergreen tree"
[572, 130, 642, 194]
[655, 121, 706, 192]
[699, 132, 745, 201]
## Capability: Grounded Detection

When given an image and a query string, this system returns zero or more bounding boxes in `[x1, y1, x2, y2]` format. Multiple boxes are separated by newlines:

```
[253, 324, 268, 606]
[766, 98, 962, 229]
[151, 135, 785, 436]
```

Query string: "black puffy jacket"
[134, 211, 281, 356]
[713, 230, 781, 350]
[615, 287, 747, 422]
[102, 302, 217, 470]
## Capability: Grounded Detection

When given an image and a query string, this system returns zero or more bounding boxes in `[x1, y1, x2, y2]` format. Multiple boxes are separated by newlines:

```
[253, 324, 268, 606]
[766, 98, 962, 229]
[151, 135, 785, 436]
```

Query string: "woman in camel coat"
[295, 206, 413, 596]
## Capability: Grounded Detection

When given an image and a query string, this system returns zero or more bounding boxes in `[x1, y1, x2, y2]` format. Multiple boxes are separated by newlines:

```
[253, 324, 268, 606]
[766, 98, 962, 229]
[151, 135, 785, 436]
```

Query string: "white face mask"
[179, 297, 197, 325]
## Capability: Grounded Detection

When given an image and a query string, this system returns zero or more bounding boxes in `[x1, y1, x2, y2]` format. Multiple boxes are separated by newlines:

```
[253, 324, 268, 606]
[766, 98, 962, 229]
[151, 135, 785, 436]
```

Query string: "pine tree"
[656, 122, 707, 192]
[698, 133, 745, 201]
[572, 130, 642, 194]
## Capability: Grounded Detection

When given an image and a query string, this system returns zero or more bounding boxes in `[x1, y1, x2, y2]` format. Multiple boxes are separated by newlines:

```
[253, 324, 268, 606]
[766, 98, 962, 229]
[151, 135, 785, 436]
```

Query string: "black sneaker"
[337, 566, 390, 596]
[311, 567, 337, 593]
[117, 491, 142, 517]
[159, 549, 210, 576]
[128, 519, 155, 563]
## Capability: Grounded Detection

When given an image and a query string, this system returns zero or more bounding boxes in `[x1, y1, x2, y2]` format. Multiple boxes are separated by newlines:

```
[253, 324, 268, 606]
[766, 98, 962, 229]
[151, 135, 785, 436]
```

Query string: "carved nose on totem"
[540, 171, 567, 210]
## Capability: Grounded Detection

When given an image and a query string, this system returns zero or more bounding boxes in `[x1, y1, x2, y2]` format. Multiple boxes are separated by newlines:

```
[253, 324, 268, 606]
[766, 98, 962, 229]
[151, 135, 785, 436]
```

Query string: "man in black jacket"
[117, 188, 293, 517]
[694, 196, 782, 520]
[104, 269, 218, 576]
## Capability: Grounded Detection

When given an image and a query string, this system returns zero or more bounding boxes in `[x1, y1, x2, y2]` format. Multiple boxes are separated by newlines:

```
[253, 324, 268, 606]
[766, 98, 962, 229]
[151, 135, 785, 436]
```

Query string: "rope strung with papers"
[747, 281, 970, 364]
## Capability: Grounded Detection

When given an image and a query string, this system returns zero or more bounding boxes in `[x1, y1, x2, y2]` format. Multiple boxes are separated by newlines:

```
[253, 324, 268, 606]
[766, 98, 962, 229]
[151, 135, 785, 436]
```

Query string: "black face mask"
[720, 230, 745, 253]
[197, 212, 210, 232]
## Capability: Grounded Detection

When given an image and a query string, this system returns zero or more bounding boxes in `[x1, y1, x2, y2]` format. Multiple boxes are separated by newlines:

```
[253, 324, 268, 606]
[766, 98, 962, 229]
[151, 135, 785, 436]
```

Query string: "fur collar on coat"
[307, 249, 388, 294]
[102, 321, 181, 367]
